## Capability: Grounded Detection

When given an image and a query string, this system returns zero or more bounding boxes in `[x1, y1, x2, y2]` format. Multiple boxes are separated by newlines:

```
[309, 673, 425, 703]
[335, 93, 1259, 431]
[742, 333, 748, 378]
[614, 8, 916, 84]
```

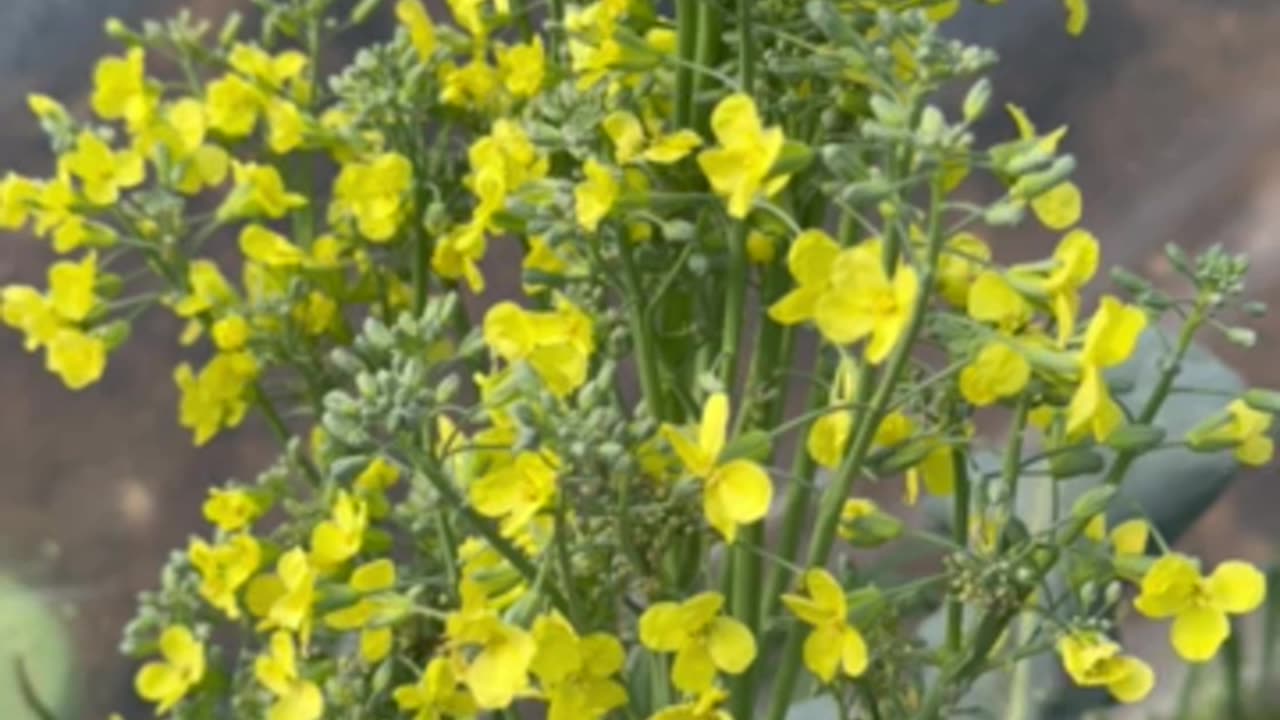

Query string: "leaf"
[0, 576, 75, 719]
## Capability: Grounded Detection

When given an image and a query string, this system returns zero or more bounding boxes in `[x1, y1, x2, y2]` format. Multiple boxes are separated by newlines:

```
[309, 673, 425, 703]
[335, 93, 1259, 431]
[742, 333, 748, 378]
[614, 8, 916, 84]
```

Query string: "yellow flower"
[574, 158, 618, 232]
[46, 328, 107, 389]
[1005, 104, 1083, 230]
[175, 260, 237, 318]
[440, 58, 501, 111]
[697, 94, 789, 218]
[470, 451, 559, 536]
[397, 0, 438, 62]
[815, 241, 919, 364]
[0, 173, 39, 229]
[530, 613, 628, 720]
[189, 533, 262, 619]
[497, 36, 546, 98]
[1083, 516, 1150, 560]
[648, 688, 732, 720]
[660, 393, 773, 542]
[266, 99, 306, 155]
[433, 221, 488, 292]
[639, 591, 756, 693]
[967, 271, 1032, 333]
[174, 351, 259, 445]
[91, 47, 155, 128]
[256, 547, 318, 641]
[936, 232, 991, 308]
[60, 131, 145, 206]
[1, 285, 59, 351]
[603, 111, 702, 166]
[959, 342, 1030, 406]
[393, 657, 477, 720]
[255, 632, 324, 720]
[212, 314, 251, 352]
[240, 224, 306, 267]
[1065, 0, 1090, 35]
[205, 73, 264, 137]
[202, 486, 261, 532]
[1191, 400, 1275, 467]
[310, 490, 369, 569]
[134, 626, 205, 714]
[746, 231, 776, 265]
[483, 296, 595, 397]
[1057, 631, 1153, 703]
[323, 559, 399, 664]
[293, 291, 337, 336]
[1134, 553, 1266, 662]
[332, 153, 414, 241]
[229, 44, 309, 90]
[1014, 229, 1099, 344]
[355, 457, 402, 493]
[446, 580, 537, 709]
[807, 410, 852, 470]
[768, 229, 840, 326]
[219, 162, 307, 220]
[781, 568, 869, 683]
[1067, 296, 1147, 441]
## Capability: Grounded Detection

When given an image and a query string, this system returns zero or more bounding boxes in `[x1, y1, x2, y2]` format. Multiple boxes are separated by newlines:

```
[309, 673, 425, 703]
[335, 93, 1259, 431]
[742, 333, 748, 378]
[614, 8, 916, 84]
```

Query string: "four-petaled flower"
[1133, 553, 1266, 662]
[639, 591, 756, 694]
[781, 568, 869, 683]
[1057, 630, 1154, 703]
[134, 625, 205, 713]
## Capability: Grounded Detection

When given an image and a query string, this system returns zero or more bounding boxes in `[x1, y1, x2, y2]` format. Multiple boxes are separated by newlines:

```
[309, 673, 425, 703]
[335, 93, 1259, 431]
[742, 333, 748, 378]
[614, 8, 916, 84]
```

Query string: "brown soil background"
[1, 0, 1278, 717]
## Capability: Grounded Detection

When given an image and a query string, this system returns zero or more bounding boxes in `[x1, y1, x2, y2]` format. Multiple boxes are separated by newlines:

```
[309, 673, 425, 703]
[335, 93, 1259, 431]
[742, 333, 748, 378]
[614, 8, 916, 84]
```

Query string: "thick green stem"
[546, 0, 566, 58]
[619, 239, 666, 420]
[721, 225, 748, 392]
[554, 500, 584, 624]
[1002, 395, 1031, 506]
[945, 443, 970, 654]
[767, 178, 948, 720]
[674, 0, 698, 128]
[1102, 303, 1206, 486]
[691, 0, 723, 132]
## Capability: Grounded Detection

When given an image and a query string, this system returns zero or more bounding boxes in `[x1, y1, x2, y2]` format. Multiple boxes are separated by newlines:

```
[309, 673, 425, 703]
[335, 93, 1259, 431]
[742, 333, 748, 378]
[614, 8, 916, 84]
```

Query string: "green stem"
[1101, 303, 1206, 486]
[547, 0, 566, 58]
[945, 443, 970, 654]
[619, 239, 666, 420]
[760, 351, 831, 619]
[674, 0, 698, 128]
[767, 178, 947, 720]
[508, 0, 534, 41]
[254, 383, 322, 487]
[1002, 395, 1031, 507]
[692, 0, 723, 133]
[554, 500, 584, 624]
[737, 0, 755, 92]
[720, 225, 748, 391]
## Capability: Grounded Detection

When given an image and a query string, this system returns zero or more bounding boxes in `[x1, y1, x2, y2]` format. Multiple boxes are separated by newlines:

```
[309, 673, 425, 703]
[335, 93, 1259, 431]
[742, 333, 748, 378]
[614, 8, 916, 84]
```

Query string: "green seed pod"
[1050, 447, 1105, 480]
[1105, 424, 1166, 453]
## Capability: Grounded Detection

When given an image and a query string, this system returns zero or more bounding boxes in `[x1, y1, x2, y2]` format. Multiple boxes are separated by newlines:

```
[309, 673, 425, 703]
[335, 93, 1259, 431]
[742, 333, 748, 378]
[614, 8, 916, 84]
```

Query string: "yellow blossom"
[649, 688, 732, 720]
[205, 74, 264, 137]
[574, 158, 618, 232]
[497, 37, 546, 98]
[332, 153, 414, 241]
[1191, 400, 1275, 467]
[393, 657, 477, 720]
[440, 58, 500, 111]
[1005, 103, 1083, 229]
[240, 224, 306, 267]
[807, 410, 852, 470]
[174, 351, 259, 445]
[0, 173, 39, 229]
[470, 451, 559, 536]
[530, 613, 628, 720]
[959, 342, 1031, 406]
[936, 232, 991, 308]
[47, 327, 107, 389]
[603, 111, 702, 166]
[189, 533, 262, 619]
[175, 260, 237, 319]
[967, 271, 1032, 333]
[639, 591, 756, 693]
[1134, 553, 1266, 662]
[483, 296, 595, 397]
[255, 547, 318, 641]
[310, 490, 369, 569]
[202, 486, 261, 532]
[255, 632, 324, 720]
[660, 393, 773, 542]
[219, 162, 307, 220]
[211, 314, 250, 351]
[397, 0, 438, 62]
[1067, 296, 1147, 441]
[323, 559, 399, 663]
[815, 240, 919, 364]
[266, 99, 306, 154]
[61, 131, 145, 206]
[134, 626, 205, 714]
[446, 580, 537, 709]
[697, 93, 790, 218]
[229, 44, 309, 90]
[92, 47, 155, 128]
[781, 568, 869, 682]
[1057, 631, 1153, 703]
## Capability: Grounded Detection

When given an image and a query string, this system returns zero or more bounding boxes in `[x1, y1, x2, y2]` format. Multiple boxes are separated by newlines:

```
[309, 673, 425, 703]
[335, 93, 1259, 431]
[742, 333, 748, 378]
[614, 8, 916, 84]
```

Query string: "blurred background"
[0, 0, 1278, 717]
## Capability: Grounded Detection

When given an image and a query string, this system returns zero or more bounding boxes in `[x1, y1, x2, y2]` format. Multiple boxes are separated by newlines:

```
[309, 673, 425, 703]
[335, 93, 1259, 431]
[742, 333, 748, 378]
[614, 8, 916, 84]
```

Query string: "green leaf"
[0, 576, 75, 720]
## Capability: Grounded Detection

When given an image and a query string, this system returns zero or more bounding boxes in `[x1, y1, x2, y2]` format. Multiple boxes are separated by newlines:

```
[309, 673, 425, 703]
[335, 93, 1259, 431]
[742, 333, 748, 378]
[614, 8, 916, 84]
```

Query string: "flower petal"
[1170, 606, 1229, 663]
[1207, 560, 1266, 615]
[707, 617, 757, 674]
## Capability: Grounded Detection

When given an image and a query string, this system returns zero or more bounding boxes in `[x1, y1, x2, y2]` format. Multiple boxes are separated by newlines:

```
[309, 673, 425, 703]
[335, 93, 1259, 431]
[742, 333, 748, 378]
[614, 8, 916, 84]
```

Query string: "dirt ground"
[1, 0, 1279, 717]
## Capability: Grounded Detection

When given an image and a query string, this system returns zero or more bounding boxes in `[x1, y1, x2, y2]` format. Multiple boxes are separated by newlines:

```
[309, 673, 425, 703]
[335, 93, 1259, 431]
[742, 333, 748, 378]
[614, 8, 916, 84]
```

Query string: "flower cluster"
[3, 0, 1271, 719]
